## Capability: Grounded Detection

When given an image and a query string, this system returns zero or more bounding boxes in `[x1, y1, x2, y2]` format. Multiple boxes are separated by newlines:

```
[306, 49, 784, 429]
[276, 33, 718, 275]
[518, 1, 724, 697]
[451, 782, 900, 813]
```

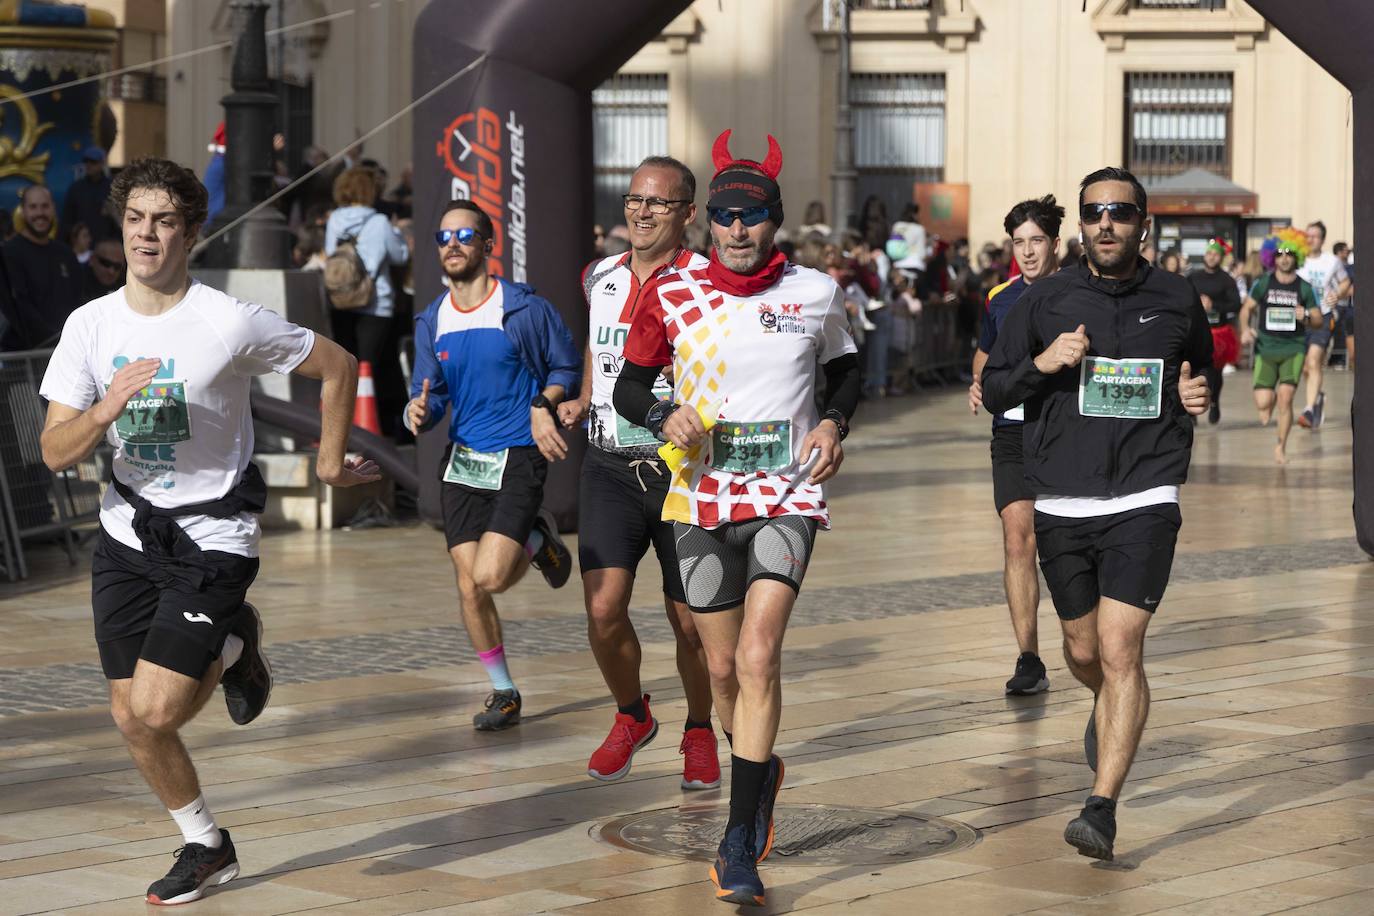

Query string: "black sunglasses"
[434, 227, 483, 247]
[708, 207, 771, 228]
[94, 254, 126, 270]
[1080, 202, 1144, 224]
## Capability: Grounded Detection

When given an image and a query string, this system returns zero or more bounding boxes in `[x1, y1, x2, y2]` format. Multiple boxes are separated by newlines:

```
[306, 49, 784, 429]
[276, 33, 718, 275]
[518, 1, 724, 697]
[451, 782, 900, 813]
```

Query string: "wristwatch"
[822, 408, 849, 441]
[644, 399, 680, 441]
[530, 393, 558, 420]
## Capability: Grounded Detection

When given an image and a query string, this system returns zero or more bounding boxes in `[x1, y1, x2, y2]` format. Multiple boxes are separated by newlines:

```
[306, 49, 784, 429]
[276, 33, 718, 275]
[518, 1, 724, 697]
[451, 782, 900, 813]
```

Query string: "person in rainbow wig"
[1238, 227, 1322, 463]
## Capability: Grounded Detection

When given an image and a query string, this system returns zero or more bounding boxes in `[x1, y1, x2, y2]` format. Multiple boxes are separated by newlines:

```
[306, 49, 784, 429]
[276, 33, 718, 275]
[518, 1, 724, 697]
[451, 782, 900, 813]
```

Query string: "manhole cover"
[596, 804, 979, 866]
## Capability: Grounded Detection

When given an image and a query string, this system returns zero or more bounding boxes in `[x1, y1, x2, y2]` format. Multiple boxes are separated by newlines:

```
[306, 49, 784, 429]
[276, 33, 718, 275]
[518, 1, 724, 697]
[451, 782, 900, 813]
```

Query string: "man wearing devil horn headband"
[614, 130, 860, 907]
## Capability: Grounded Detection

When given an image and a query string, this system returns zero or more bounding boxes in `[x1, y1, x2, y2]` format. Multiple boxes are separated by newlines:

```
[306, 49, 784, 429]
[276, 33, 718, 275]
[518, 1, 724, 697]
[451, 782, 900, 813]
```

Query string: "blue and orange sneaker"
[709, 822, 765, 907]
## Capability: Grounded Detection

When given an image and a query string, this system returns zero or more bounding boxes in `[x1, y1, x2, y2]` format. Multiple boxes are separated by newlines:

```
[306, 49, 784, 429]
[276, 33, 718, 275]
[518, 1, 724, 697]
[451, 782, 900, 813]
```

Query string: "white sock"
[220, 634, 244, 671]
[169, 794, 221, 848]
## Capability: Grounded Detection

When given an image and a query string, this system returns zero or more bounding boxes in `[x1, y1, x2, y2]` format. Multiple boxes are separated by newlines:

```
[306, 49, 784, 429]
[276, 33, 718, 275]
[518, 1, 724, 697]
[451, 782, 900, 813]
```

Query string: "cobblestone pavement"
[0, 536, 1365, 717]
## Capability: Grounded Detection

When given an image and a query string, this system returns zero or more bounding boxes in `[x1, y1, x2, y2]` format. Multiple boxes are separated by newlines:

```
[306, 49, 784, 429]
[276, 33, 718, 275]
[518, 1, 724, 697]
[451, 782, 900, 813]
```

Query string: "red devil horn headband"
[711, 129, 783, 180]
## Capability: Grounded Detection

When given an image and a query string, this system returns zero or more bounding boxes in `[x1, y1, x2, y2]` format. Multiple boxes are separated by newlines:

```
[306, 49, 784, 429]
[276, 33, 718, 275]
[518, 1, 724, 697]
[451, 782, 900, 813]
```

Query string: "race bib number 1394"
[1078, 357, 1163, 420]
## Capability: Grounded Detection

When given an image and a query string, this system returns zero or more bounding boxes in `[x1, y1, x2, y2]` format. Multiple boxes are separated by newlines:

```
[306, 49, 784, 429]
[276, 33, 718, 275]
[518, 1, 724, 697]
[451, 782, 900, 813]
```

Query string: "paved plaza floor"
[1, 371, 1371, 914]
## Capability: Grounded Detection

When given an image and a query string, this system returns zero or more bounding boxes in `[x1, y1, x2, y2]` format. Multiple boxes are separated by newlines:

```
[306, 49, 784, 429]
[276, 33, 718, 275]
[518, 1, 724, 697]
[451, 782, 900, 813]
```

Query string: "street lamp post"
[831, 0, 857, 241]
[199, 0, 292, 268]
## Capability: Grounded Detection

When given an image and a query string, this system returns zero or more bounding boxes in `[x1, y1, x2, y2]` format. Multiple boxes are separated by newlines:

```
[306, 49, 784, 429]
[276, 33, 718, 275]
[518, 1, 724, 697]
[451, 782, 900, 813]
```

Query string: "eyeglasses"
[623, 195, 691, 215]
[94, 254, 125, 270]
[1080, 202, 1143, 224]
[708, 207, 772, 228]
[435, 227, 484, 247]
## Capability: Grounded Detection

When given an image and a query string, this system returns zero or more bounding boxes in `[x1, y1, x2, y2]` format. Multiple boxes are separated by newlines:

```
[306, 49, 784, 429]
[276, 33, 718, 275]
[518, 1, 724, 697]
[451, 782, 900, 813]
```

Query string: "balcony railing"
[854, 1, 933, 10]
[107, 72, 166, 105]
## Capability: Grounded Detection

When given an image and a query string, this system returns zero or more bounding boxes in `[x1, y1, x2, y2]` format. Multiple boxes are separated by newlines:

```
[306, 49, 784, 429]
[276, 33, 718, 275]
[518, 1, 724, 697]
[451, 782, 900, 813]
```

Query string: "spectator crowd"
[3, 138, 1353, 435]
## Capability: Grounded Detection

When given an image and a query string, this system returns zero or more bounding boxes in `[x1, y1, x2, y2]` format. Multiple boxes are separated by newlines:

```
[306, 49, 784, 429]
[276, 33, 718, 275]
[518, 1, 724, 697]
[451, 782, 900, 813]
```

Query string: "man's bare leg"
[1002, 499, 1040, 651]
[116, 658, 224, 809]
[583, 567, 642, 707]
[666, 596, 714, 723]
[1275, 383, 1296, 464]
[1302, 343, 1324, 412]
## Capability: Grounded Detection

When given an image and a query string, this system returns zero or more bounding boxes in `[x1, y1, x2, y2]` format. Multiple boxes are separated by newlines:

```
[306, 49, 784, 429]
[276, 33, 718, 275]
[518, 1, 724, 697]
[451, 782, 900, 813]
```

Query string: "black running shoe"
[753, 754, 785, 862]
[146, 829, 239, 906]
[222, 603, 272, 725]
[529, 508, 572, 589]
[1298, 407, 1315, 429]
[1208, 398, 1220, 425]
[1313, 391, 1326, 429]
[473, 689, 521, 731]
[1005, 652, 1049, 695]
[1064, 796, 1117, 861]
[710, 822, 765, 907]
[1084, 697, 1098, 773]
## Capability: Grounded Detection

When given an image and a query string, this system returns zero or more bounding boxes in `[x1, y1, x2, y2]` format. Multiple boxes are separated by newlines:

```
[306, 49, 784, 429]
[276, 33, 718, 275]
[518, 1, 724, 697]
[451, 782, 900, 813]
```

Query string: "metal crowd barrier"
[0, 348, 105, 582]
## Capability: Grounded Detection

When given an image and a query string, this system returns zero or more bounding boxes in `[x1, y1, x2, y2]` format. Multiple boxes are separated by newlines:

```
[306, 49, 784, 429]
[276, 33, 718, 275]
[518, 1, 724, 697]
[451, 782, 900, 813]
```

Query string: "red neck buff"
[707, 246, 787, 297]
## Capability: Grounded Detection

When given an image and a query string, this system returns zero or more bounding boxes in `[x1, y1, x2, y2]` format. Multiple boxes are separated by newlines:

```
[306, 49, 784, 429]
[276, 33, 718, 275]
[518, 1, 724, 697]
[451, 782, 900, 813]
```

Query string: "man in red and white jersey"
[558, 157, 718, 790]
[614, 132, 860, 908]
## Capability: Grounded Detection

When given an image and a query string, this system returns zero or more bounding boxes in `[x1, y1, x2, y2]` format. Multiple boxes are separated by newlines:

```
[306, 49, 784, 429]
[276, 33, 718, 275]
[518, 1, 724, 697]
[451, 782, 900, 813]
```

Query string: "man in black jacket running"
[983, 166, 1212, 862]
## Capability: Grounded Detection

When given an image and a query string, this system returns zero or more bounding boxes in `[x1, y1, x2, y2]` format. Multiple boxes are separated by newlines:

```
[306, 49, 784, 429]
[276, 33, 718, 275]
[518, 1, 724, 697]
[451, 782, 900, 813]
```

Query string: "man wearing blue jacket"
[406, 200, 580, 731]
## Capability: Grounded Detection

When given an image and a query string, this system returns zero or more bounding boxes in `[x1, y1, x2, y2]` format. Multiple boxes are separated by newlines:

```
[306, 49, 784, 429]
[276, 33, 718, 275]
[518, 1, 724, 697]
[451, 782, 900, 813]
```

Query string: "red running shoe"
[679, 726, 722, 789]
[588, 693, 658, 781]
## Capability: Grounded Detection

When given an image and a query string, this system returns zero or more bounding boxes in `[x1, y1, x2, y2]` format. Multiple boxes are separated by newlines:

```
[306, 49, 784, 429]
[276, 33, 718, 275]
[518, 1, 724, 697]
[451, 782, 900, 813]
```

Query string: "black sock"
[1085, 795, 1117, 813]
[726, 755, 770, 832]
[723, 729, 733, 748]
[618, 696, 647, 722]
[685, 718, 712, 732]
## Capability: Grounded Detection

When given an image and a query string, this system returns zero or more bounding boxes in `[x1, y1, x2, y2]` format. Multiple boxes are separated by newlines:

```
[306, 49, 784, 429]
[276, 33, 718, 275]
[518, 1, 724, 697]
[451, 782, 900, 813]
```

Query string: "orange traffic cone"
[353, 361, 382, 435]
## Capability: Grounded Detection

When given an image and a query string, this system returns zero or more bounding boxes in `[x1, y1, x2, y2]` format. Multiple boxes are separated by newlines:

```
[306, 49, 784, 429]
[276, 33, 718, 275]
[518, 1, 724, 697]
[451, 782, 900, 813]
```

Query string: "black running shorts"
[673, 515, 819, 613]
[990, 423, 1034, 514]
[440, 445, 547, 549]
[1034, 504, 1181, 620]
[91, 527, 259, 681]
[577, 446, 685, 602]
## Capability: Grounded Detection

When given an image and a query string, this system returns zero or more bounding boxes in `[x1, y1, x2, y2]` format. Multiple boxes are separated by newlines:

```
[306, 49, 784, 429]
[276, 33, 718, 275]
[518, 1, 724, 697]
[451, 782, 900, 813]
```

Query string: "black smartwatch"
[822, 408, 849, 441]
[644, 399, 680, 441]
[530, 393, 557, 420]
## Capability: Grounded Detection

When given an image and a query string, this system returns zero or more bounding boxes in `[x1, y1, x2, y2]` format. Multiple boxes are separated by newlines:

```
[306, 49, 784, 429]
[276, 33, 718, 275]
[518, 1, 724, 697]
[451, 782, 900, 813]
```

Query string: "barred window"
[850, 73, 946, 219]
[592, 74, 669, 234]
[1125, 72, 1233, 180]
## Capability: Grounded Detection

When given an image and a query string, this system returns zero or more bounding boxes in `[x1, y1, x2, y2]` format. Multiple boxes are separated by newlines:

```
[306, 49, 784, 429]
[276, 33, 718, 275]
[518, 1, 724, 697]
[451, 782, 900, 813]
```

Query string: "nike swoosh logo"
[1139, 315, 1161, 323]
[183, 612, 213, 625]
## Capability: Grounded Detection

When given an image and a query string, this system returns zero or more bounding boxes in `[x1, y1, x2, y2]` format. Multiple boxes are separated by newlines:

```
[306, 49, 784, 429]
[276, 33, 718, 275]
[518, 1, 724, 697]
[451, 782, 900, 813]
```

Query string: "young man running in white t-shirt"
[39, 158, 379, 906]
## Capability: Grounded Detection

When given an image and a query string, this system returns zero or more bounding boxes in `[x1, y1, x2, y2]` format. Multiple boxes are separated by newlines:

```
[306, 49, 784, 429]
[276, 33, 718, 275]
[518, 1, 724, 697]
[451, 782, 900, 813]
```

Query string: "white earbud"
[1078, 231, 1084, 245]
[1140, 228, 1149, 241]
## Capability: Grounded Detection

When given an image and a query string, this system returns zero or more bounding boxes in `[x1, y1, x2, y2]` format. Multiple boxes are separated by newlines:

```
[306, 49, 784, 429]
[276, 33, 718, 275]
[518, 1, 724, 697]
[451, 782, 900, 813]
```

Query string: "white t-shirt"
[39, 282, 315, 557]
[581, 248, 708, 457]
[624, 260, 858, 529]
[1298, 251, 1345, 315]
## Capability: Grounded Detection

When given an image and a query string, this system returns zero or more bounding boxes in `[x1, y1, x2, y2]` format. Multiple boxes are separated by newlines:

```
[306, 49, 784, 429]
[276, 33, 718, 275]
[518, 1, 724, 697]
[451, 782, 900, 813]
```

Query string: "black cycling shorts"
[990, 423, 1034, 514]
[91, 527, 259, 681]
[578, 446, 685, 602]
[440, 445, 547, 549]
[673, 516, 818, 613]
[1035, 503, 1181, 620]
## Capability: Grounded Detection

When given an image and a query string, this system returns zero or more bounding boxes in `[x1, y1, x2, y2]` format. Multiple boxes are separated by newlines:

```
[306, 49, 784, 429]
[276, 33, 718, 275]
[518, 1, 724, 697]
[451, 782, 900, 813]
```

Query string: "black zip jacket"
[981, 258, 1213, 498]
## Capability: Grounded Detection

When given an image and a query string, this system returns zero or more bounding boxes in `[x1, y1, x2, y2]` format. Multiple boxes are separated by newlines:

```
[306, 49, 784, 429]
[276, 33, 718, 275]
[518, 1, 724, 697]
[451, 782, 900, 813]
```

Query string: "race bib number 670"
[1078, 357, 1163, 420]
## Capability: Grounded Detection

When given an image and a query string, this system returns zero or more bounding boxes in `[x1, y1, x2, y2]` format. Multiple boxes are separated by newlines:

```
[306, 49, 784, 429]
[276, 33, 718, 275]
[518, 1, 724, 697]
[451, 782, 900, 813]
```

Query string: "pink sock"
[477, 645, 515, 692]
